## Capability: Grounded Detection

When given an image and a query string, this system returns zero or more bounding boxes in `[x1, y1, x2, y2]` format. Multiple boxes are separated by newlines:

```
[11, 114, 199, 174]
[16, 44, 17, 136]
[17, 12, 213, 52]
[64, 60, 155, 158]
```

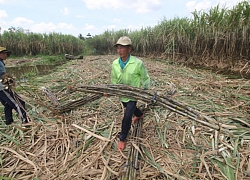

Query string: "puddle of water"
[6, 64, 55, 80]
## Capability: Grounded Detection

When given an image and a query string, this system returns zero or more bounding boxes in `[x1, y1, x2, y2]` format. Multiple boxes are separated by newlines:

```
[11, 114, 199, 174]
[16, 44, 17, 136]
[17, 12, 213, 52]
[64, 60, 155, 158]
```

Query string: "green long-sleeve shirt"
[111, 55, 150, 102]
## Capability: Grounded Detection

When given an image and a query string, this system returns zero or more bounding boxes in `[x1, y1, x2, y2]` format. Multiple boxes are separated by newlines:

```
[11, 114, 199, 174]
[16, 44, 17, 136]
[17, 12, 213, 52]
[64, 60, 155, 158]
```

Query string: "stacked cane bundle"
[70, 84, 236, 132]
[1, 73, 16, 90]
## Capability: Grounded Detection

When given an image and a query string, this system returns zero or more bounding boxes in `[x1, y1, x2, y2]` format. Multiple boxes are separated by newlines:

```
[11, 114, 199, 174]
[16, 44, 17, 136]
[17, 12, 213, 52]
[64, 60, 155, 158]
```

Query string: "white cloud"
[0, 0, 15, 4]
[0, 21, 8, 32]
[186, 1, 212, 12]
[186, 1, 196, 12]
[101, 22, 150, 34]
[62, 7, 70, 15]
[126, 24, 138, 31]
[82, 0, 161, 13]
[215, 0, 244, 8]
[131, 0, 161, 13]
[12, 17, 34, 26]
[30, 22, 76, 34]
[82, 0, 120, 9]
[58, 22, 74, 30]
[82, 23, 112, 36]
[104, 24, 116, 30]
[31, 22, 57, 33]
[76, 15, 85, 18]
[113, 18, 121, 23]
[0, 10, 7, 19]
[84, 23, 95, 31]
[186, 0, 245, 13]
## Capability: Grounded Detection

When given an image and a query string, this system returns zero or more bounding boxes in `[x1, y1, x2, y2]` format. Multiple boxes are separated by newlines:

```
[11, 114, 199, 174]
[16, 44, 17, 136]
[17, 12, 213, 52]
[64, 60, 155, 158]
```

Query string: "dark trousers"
[119, 101, 143, 141]
[0, 90, 27, 125]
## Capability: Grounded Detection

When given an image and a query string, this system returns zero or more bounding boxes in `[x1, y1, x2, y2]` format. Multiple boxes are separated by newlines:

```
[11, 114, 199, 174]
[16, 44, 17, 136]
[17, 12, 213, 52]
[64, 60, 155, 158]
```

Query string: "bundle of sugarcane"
[72, 84, 237, 132]
[41, 87, 60, 106]
[55, 93, 103, 113]
[40, 86, 103, 114]
[1, 73, 16, 90]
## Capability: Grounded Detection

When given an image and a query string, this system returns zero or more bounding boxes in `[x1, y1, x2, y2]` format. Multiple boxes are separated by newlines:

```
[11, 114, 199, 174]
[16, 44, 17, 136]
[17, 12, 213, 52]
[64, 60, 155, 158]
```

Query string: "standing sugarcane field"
[0, 1, 250, 180]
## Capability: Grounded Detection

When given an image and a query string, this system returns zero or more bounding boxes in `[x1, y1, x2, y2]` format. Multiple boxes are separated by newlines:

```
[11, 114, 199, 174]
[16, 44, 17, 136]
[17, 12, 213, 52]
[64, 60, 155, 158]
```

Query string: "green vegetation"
[1, 1, 250, 76]
[86, 1, 250, 74]
[33, 55, 66, 65]
[0, 31, 84, 56]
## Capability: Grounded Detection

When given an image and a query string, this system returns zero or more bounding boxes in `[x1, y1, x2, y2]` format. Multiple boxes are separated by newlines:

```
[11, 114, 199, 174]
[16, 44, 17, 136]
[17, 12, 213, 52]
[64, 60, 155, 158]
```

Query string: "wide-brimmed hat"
[114, 36, 132, 46]
[0, 47, 11, 56]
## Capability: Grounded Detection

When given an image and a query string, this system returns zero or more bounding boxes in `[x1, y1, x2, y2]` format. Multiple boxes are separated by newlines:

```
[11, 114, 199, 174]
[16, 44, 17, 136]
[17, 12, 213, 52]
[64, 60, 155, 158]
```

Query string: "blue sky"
[0, 0, 244, 37]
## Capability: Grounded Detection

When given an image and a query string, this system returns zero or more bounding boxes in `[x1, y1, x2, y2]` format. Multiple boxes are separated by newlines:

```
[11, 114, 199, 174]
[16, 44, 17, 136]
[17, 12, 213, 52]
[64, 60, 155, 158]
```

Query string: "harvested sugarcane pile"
[55, 93, 103, 113]
[0, 55, 250, 180]
[46, 82, 238, 132]
[71, 84, 240, 132]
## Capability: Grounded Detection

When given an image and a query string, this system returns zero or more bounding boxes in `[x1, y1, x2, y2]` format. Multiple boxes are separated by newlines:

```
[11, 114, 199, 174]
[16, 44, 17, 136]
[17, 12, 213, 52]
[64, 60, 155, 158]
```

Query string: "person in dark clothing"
[0, 47, 29, 125]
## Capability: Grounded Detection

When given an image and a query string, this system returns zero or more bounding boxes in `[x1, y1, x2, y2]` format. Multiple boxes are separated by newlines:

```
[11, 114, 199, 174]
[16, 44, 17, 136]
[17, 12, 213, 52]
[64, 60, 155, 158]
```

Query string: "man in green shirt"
[111, 36, 150, 151]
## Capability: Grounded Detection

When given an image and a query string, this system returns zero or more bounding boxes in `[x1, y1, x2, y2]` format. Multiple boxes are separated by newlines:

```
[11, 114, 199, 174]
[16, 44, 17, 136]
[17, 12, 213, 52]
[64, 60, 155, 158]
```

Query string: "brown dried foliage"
[0, 55, 249, 180]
